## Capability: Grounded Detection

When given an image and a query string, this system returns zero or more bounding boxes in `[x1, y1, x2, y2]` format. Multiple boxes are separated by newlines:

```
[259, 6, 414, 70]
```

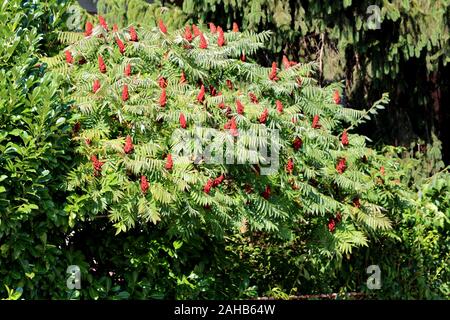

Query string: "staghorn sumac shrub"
[48, 16, 405, 257]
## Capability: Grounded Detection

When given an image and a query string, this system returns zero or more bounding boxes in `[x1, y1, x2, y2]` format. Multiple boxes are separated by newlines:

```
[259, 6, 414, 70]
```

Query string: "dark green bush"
[0, 0, 75, 299]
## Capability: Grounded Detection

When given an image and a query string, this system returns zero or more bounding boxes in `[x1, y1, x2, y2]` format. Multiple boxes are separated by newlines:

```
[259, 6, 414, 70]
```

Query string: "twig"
[318, 33, 325, 85]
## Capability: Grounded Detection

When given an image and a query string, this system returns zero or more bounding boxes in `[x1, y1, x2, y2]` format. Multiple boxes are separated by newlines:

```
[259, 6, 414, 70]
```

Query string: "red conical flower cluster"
[282, 55, 290, 69]
[113, 24, 118, 32]
[217, 92, 224, 108]
[261, 185, 271, 199]
[85, 21, 93, 37]
[228, 113, 236, 130]
[158, 20, 167, 34]
[93, 79, 101, 93]
[226, 79, 233, 90]
[192, 24, 201, 37]
[276, 100, 283, 113]
[213, 174, 224, 187]
[312, 115, 321, 129]
[217, 26, 225, 47]
[159, 89, 167, 107]
[204, 174, 224, 194]
[180, 71, 187, 84]
[129, 26, 138, 41]
[115, 37, 125, 54]
[232, 22, 239, 32]
[91, 155, 104, 176]
[209, 85, 217, 97]
[165, 154, 173, 170]
[65, 51, 73, 64]
[224, 117, 238, 136]
[180, 113, 187, 128]
[286, 158, 294, 174]
[124, 64, 131, 77]
[209, 22, 217, 33]
[158, 77, 167, 89]
[98, 16, 108, 31]
[341, 130, 349, 146]
[203, 179, 214, 194]
[328, 217, 336, 232]
[249, 93, 258, 104]
[124, 135, 134, 154]
[293, 137, 303, 151]
[199, 33, 208, 49]
[282, 55, 297, 69]
[236, 100, 244, 115]
[140, 176, 149, 194]
[259, 108, 269, 124]
[223, 118, 232, 129]
[184, 25, 193, 41]
[336, 158, 347, 174]
[197, 84, 205, 103]
[98, 55, 106, 73]
[269, 62, 278, 81]
[333, 90, 341, 104]
[122, 85, 129, 102]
